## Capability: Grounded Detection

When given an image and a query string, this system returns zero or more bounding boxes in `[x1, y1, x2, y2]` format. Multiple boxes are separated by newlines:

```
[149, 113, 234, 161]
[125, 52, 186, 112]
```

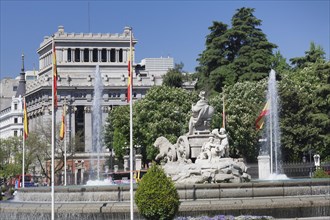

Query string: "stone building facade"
[24, 26, 174, 184]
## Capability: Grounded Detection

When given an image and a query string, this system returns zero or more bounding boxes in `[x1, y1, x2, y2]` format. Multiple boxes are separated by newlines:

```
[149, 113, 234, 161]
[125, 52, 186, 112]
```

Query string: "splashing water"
[91, 65, 104, 180]
[260, 69, 287, 179]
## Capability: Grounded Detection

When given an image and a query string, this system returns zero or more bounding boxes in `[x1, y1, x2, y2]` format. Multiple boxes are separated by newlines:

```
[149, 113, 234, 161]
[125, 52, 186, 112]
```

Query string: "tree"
[0, 137, 22, 178]
[135, 164, 180, 220]
[23, 121, 81, 183]
[162, 63, 184, 88]
[104, 105, 130, 162]
[104, 86, 198, 164]
[279, 61, 330, 161]
[196, 7, 277, 94]
[210, 79, 267, 162]
[290, 42, 326, 69]
[134, 86, 198, 162]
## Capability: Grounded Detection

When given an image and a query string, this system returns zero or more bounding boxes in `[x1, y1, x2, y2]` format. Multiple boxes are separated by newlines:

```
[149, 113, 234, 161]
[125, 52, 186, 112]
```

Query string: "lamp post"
[313, 154, 320, 169]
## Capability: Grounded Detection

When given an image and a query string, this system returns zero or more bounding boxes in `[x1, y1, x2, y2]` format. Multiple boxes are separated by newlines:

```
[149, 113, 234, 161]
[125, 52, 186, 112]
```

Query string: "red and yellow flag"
[52, 42, 58, 108]
[59, 105, 65, 140]
[127, 30, 133, 103]
[255, 101, 270, 130]
[23, 99, 28, 140]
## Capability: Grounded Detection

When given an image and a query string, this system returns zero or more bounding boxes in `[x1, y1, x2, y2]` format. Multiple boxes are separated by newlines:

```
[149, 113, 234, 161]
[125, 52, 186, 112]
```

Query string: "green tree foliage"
[290, 42, 326, 69]
[270, 50, 291, 77]
[196, 7, 277, 94]
[134, 86, 198, 161]
[0, 137, 24, 178]
[104, 105, 130, 161]
[104, 86, 198, 163]
[135, 164, 180, 220]
[162, 63, 184, 88]
[210, 80, 267, 162]
[279, 61, 330, 161]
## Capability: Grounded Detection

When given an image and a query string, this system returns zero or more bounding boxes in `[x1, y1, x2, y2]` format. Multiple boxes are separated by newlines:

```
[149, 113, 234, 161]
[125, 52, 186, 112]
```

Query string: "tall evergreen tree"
[196, 7, 277, 94]
[290, 42, 326, 69]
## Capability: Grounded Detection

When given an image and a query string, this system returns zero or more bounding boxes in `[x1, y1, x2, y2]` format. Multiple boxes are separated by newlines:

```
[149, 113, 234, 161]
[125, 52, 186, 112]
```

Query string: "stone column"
[89, 49, 93, 62]
[98, 49, 102, 62]
[63, 49, 67, 62]
[74, 169, 78, 185]
[72, 49, 75, 62]
[123, 155, 129, 172]
[84, 107, 92, 152]
[107, 49, 111, 62]
[258, 155, 270, 179]
[116, 49, 119, 63]
[80, 49, 84, 62]
[123, 49, 127, 63]
[135, 154, 142, 171]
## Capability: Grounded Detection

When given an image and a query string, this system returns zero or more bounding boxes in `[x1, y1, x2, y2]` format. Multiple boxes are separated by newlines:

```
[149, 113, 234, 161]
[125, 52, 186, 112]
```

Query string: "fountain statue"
[154, 91, 251, 184]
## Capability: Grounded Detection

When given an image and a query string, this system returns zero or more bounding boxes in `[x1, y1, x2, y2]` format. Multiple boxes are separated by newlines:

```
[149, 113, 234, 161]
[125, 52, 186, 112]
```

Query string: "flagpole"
[22, 98, 25, 188]
[222, 93, 225, 129]
[129, 27, 134, 220]
[64, 98, 67, 186]
[269, 95, 273, 175]
[51, 38, 56, 220]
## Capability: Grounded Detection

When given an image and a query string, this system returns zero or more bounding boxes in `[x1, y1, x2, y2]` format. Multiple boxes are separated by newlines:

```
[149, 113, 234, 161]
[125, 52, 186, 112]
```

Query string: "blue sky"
[0, 1, 329, 79]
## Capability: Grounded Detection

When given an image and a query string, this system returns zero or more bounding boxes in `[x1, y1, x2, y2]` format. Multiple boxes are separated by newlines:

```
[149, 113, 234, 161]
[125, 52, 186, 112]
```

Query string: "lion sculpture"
[154, 136, 177, 162]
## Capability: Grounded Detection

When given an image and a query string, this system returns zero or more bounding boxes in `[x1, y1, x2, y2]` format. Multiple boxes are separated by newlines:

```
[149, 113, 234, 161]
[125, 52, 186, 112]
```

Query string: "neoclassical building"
[24, 26, 175, 184]
[0, 57, 36, 139]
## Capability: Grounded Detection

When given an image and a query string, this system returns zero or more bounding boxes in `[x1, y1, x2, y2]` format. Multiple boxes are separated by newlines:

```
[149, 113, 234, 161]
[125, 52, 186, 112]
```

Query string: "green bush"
[135, 164, 180, 220]
[312, 168, 330, 178]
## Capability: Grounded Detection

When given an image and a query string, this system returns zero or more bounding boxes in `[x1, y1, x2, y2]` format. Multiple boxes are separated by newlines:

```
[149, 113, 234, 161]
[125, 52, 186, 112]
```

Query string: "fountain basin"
[13, 179, 330, 202]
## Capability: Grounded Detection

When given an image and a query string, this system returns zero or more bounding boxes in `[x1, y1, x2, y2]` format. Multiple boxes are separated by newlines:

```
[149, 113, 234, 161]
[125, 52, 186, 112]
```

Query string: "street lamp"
[313, 154, 320, 169]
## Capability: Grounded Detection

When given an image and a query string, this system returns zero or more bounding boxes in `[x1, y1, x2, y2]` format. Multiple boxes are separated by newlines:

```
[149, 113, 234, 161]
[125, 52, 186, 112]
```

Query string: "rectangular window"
[14, 130, 18, 137]
[68, 48, 72, 62]
[14, 118, 18, 123]
[93, 49, 98, 62]
[75, 48, 80, 62]
[84, 49, 89, 62]
[14, 104, 18, 110]
[110, 49, 116, 62]
[101, 49, 107, 62]
[13, 86, 17, 91]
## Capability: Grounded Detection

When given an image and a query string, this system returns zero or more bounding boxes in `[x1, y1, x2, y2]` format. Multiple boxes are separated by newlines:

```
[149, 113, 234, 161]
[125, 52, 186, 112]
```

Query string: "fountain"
[2, 73, 329, 219]
[90, 65, 104, 180]
[258, 69, 288, 180]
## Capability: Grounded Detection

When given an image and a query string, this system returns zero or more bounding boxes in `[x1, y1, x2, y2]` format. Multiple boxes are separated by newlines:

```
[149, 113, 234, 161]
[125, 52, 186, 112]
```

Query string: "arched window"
[93, 48, 98, 62]
[110, 49, 116, 62]
[75, 48, 80, 62]
[101, 49, 107, 62]
[84, 49, 89, 62]
[119, 49, 123, 62]
[67, 48, 72, 62]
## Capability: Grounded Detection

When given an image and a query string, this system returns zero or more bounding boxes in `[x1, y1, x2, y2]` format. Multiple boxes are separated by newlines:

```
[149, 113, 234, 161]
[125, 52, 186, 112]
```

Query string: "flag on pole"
[52, 42, 58, 108]
[23, 98, 28, 140]
[127, 31, 133, 103]
[255, 100, 270, 130]
[59, 104, 66, 140]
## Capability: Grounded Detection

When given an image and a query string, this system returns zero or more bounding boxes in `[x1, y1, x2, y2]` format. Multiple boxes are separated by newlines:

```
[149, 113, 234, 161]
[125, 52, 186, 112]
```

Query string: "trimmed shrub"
[313, 168, 330, 178]
[135, 164, 180, 220]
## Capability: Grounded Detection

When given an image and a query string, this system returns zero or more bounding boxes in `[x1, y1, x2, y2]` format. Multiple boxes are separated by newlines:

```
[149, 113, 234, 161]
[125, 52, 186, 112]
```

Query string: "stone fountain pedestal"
[257, 155, 270, 179]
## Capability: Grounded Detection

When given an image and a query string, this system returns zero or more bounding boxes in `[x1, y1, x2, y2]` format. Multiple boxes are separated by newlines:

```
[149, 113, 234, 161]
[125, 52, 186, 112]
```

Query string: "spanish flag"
[255, 101, 270, 130]
[52, 42, 58, 108]
[23, 98, 28, 140]
[127, 29, 133, 103]
[59, 104, 65, 140]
